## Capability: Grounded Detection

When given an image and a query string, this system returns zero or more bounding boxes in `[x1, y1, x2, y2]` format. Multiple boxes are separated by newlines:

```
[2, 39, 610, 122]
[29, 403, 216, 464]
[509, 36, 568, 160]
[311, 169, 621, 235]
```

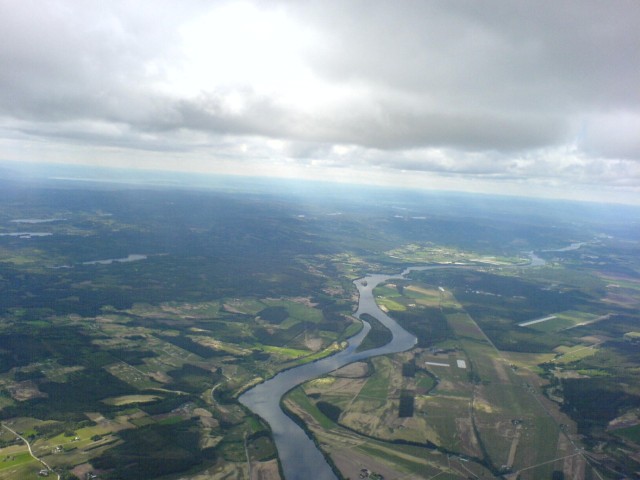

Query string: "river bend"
[238, 266, 432, 480]
[239, 253, 547, 479]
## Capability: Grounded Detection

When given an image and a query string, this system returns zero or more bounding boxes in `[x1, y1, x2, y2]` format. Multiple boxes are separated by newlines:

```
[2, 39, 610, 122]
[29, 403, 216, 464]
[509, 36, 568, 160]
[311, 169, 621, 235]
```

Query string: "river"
[238, 258, 545, 480]
[238, 267, 432, 480]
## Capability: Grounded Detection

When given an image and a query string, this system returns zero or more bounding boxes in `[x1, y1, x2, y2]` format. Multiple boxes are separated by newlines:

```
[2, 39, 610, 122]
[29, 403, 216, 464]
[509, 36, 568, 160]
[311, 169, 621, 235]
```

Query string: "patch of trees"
[316, 401, 343, 423]
[166, 363, 221, 394]
[399, 390, 415, 418]
[0, 331, 71, 372]
[320, 300, 353, 334]
[392, 307, 451, 347]
[250, 350, 270, 361]
[0, 326, 135, 372]
[39, 368, 132, 411]
[13, 369, 46, 381]
[611, 340, 640, 363]
[124, 334, 145, 341]
[357, 314, 392, 352]
[140, 394, 190, 416]
[561, 378, 640, 431]
[257, 306, 289, 324]
[1, 368, 133, 421]
[245, 426, 278, 461]
[402, 359, 417, 378]
[319, 318, 348, 333]
[108, 348, 157, 366]
[467, 370, 481, 384]
[92, 419, 207, 480]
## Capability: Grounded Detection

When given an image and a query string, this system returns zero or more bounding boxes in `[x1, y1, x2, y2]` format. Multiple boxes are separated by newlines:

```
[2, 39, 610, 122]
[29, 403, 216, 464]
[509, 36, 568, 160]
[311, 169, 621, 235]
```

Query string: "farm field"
[519, 310, 603, 332]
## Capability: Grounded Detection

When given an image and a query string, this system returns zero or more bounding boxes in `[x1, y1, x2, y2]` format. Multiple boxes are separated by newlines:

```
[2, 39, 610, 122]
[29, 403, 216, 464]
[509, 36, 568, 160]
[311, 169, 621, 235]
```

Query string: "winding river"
[238, 266, 431, 480]
[238, 257, 546, 480]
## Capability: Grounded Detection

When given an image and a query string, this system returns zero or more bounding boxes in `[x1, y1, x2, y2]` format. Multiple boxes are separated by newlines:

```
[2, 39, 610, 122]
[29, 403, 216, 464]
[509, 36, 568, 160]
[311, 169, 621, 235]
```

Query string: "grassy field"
[614, 424, 640, 444]
[403, 285, 444, 307]
[0, 449, 39, 480]
[373, 284, 408, 312]
[553, 343, 600, 363]
[354, 358, 392, 403]
[524, 310, 601, 332]
[286, 387, 335, 429]
[260, 345, 309, 358]
[102, 394, 161, 406]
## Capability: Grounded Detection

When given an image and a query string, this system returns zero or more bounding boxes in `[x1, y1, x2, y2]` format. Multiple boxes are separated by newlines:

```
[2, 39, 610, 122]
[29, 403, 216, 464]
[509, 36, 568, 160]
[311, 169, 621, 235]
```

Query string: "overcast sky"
[1, 1, 639, 203]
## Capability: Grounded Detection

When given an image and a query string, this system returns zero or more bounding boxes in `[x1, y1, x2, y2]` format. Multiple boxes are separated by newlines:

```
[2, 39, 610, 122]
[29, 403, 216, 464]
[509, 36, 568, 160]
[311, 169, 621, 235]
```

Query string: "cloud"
[0, 0, 639, 202]
[578, 112, 640, 160]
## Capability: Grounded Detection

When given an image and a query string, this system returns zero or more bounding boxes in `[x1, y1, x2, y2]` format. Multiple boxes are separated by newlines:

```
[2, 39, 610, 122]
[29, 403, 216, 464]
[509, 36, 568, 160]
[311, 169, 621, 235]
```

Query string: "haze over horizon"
[1, 1, 639, 204]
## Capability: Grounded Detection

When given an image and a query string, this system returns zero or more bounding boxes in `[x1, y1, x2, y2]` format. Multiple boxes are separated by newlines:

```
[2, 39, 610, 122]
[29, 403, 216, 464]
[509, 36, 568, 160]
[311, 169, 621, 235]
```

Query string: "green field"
[523, 310, 601, 332]
[0, 451, 35, 472]
[102, 394, 161, 406]
[614, 424, 640, 443]
[355, 358, 392, 403]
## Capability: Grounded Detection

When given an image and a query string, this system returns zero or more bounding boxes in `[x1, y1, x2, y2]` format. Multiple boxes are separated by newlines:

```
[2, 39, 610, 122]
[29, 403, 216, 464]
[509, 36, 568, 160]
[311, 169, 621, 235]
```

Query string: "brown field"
[71, 462, 95, 479]
[330, 361, 369, 378]
[7, 381, 47, 401]
[251, 459, 280, 480]
[285, 394, 478, 479]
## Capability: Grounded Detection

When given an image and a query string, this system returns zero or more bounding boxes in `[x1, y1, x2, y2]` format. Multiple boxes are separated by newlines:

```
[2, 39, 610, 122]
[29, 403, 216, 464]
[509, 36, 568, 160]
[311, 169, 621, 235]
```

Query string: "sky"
[1, 0, 639, 203]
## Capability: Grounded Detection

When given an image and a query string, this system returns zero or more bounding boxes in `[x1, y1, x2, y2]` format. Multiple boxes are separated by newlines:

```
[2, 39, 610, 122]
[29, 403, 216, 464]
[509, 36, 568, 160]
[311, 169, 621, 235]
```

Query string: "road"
[1, 422, 61, 480]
